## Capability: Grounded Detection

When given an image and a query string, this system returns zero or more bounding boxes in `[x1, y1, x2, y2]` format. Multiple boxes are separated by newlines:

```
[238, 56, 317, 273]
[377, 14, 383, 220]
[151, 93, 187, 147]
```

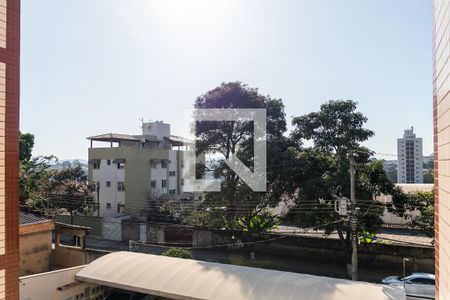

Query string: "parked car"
[382, 272, 435, 299]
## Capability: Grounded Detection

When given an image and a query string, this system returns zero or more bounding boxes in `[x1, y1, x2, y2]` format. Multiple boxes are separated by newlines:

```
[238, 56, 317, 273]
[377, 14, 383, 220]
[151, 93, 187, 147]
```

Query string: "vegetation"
[390, 190, 435, 239]
[193, 81, 289, 231]
[285, 100, 395, 276]
[161, 247, 193, 259]
[19, 132, 94, 220]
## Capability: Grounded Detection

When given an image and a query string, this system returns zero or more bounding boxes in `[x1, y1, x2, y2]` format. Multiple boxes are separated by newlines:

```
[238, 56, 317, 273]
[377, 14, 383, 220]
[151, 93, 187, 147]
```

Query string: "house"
[19, 211, 54, 276]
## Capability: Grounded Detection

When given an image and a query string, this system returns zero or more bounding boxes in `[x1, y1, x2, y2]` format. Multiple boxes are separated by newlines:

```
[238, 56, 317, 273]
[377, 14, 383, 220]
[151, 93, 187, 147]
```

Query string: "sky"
[21, 0, 433, 160]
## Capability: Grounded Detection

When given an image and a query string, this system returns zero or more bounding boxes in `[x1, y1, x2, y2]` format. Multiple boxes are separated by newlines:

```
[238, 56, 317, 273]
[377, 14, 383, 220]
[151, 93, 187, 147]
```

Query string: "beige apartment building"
[433, 0, 450, 299]
[87, 121, 200, 219]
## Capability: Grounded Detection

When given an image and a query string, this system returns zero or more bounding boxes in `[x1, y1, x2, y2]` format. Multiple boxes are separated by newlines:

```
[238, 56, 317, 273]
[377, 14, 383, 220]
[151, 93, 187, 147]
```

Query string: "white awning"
[76, 252, 405, 300]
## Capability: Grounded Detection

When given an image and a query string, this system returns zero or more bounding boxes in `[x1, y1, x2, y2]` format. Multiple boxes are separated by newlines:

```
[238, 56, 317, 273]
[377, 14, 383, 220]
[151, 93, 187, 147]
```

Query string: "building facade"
[88, 121, 199, 219]
[433, 0, 450, 299]
[397, 127, 424, 183]
[19, 212, 54, 276]
[0, 0, 20, 299]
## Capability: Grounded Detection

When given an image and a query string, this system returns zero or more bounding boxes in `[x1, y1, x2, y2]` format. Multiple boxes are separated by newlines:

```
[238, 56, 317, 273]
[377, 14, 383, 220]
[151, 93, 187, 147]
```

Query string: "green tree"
[19, 132, 94, 219]
[291, 100, 374, 157]
[24, 163, 94, 221]
[390, 190, 434, 240]
[19, 132, 35, 162]
[161, 247, 193, 259]
[193, 82, 288, 228]
[20, 155, 55, 206]
[287, 100, 394, 277]
[423, 173, 434, 184]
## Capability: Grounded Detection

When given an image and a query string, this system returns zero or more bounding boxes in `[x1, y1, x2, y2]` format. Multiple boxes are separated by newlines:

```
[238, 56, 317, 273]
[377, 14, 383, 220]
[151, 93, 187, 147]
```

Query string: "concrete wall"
[51, 245, 109, 269]
[20, 231, 52, 276]
[55, 215, 103, 237]
[19, 266, 105, 300]
[146, 223, 165, 244]
[122, 220, 140, 241]
[192, 229, 435, 273]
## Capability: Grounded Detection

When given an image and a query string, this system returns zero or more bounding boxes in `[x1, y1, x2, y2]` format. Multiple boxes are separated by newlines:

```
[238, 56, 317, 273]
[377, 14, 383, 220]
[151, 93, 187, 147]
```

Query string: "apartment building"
[397, 127, 424, 183]
[0, 0, 20, 299]
[87, 121, 199, 219]
[433, 0, 450, 299]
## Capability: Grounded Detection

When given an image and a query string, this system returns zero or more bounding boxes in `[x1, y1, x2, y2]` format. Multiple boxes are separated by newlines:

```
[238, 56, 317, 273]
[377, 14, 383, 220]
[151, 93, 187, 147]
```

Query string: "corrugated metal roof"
[19, 211, 52, 226]
[86, 133, 139, 142]
[76, 252, 405, 300]
[167, 135, 194, 145]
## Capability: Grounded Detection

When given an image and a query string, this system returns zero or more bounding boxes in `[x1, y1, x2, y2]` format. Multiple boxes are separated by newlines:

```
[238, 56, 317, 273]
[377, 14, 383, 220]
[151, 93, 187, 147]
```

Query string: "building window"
[106, 203, 111, 209]
[107, 159, 111, 165]
[151, 162, 157, 168]
[93, 162, 100, 169]
[169, 171, 176, 176]
[118, 182, 125, 191]
[117, 163, 125, 169]
[150, 180, 156, 188]
[181, 178, 184, 186]
[169, 189, 176, 195]
[162, 180, 167, 188]
[180, 160, 184, 168]
[161, 161, 168, 168]
[106, 181, 111, 187]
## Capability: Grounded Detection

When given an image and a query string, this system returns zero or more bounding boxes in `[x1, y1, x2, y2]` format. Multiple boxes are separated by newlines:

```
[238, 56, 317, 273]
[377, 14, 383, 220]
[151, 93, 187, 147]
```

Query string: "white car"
[382, 272, 435, 299]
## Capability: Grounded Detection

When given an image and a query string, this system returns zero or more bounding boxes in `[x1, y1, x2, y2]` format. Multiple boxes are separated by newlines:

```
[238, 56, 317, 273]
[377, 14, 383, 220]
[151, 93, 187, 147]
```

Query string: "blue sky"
[21, 0, 432, 160]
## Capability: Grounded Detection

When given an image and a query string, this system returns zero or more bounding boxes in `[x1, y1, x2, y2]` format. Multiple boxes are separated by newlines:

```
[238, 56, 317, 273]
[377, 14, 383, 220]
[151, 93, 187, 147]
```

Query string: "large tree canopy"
[286, 100, 394, 277]
[291, 100, 374, 156]
[192, 82, 288, 229]
[19, 132, 94, 220]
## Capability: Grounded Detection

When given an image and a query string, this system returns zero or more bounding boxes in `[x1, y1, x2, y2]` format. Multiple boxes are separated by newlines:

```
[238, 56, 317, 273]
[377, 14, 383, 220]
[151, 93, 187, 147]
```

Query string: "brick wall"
[0, 0, 20, 299]
[433, 1, 450, 299]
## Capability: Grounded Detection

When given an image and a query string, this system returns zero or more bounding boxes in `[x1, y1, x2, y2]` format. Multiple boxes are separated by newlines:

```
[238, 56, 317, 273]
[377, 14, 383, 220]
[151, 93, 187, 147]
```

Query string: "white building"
[397, 127, 423, 184]
[87, 121, 200, 219]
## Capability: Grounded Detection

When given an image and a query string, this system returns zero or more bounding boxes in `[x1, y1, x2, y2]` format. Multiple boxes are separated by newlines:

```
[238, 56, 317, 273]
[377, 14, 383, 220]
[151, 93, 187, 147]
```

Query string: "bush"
[161, 247, 193, 259]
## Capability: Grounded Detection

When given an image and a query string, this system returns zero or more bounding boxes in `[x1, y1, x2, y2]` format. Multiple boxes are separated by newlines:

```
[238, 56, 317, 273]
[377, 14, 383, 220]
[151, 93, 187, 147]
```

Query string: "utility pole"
[349, 151, 358, 281]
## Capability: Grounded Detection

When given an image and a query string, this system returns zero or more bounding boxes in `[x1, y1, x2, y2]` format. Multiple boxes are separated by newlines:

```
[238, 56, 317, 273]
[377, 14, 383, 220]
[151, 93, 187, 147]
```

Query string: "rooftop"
[76, 251, 405, 300]
[19, 211, 52, 226]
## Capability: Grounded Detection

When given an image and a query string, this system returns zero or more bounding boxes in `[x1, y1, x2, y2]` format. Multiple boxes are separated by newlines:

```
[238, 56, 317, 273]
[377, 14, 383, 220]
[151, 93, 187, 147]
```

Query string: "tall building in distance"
[397, 127, 423, 184]
[433, 0, 450, 298]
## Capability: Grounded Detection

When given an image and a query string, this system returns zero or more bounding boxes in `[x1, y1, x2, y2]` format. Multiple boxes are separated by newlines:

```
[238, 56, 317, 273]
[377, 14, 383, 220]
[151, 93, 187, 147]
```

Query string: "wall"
[88, 147, 170, 217]
[19, 266, 105, 300]
[121, 220, 140, 241]
[433, 0, 450, 299]
[51, 246, 109, 269]
[19, 229, 52, 276]
[192, 229, 435, 273]
[55, 215, 103, 237]
[92, 158, 125, 217]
